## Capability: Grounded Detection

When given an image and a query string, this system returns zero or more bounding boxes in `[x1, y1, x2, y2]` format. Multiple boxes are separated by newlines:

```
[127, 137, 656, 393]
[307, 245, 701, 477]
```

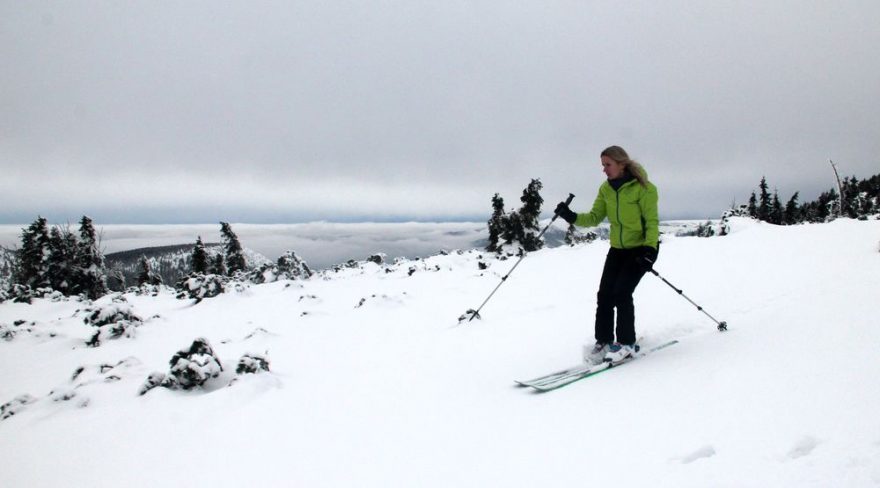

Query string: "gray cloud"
[2, 1, 879, 223]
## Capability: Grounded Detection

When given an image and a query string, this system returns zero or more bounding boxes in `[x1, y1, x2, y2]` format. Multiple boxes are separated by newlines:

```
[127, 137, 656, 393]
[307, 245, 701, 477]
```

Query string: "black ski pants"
[594, 247, 653, 346]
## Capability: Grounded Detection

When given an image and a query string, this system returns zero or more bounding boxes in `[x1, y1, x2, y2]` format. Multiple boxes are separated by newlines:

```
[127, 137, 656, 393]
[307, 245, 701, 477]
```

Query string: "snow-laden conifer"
[220, 222, 246, 276]
[191, 236, 209, 274]
[74, 216, 107, 299]
[14, 216, 51, 290]
[486, 193, 505, 253]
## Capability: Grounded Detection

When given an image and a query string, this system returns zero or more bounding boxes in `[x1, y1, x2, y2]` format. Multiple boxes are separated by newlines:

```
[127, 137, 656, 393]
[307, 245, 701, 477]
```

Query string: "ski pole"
[460, 193, 575, 323]
[649, 269, 728, 331]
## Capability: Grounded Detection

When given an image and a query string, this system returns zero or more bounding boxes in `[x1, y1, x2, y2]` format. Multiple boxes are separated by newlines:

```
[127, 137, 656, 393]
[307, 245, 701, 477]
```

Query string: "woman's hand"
[555, 202, 577, 224]
[636, 246, 658, 272]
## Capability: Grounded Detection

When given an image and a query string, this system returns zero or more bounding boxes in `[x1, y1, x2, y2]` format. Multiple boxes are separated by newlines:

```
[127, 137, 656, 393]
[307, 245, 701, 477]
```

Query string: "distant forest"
[740, 172, 879, 225]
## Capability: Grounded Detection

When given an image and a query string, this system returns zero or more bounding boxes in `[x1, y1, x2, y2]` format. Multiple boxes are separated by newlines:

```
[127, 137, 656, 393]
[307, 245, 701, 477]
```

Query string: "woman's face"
[601, 155, 625, 180]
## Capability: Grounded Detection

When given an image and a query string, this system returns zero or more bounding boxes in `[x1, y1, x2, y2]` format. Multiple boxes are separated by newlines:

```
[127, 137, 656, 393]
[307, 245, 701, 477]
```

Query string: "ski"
[516, 340, 678, 392]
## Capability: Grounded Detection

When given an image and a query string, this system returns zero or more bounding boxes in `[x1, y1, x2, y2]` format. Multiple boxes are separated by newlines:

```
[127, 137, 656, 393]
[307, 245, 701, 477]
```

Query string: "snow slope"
[1, 217, 879, 487]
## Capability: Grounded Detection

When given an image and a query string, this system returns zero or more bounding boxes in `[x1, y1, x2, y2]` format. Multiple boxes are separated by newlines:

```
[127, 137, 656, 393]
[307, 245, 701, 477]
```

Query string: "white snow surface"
[1, 217, 879, 487]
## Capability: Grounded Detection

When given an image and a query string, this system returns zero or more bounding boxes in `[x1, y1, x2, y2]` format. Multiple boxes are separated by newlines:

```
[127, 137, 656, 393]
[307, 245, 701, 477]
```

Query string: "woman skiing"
[554, 145, 660, 363]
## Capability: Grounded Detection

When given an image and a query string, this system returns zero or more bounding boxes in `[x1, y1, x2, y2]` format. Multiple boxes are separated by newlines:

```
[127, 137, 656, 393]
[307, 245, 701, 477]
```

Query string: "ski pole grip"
[552, 193, 576, 220]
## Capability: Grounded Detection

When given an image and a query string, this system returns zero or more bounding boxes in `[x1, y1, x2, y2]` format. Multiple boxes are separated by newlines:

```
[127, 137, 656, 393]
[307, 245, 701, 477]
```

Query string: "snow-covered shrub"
[0, 324, 11, 341]
[69, 358, 140, 389]
[695, 220, 716, 237]
[719, 205, 753, 235]
[86, 320, 138, 347]
[0, 320, 51, 341]
[230, 280, 250, 295]
[49, 387, 77, 402]
[564, 225, 599, 246]
[138, 372, 167, 396]
[276, 250, 313, 279]
[164, 338, 224, 390]
[0, 320, 31, 340]
[236, 353, 270, 374]
[175, 273, 227, 302]
[139, 339, 225, 395]
[1, 394, 37, 421]
[82, 300, 143, 347]
[126, 283, 168, 297]
[248, 264, 276, 284]
[7, 284, 55, 304]
[82, 300, 141, 327]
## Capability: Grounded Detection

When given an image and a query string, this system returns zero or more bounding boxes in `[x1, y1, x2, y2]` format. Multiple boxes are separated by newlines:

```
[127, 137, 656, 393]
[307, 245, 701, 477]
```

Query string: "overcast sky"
[2, 1, 878, 225]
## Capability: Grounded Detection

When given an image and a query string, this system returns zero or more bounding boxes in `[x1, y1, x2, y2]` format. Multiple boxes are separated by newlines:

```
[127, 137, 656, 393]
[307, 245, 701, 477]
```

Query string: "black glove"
[636, 246, 658, 272]
[555, 202, 577, 224]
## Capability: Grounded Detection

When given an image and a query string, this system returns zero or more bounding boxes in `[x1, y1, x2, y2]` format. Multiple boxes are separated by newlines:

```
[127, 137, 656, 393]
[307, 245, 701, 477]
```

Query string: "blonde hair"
[601, 145, 648, 187]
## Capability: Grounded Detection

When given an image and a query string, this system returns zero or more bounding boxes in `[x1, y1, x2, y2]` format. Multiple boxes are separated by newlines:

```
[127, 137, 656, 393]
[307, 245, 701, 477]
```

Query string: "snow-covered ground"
[1, 217, 879, 487]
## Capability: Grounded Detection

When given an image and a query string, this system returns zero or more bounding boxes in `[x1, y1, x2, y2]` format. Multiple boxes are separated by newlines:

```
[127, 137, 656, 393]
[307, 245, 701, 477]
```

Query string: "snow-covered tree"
[14, 216, 51, 289]
[74, 216, 107, 299]
[757, 177, 771, 222]
[220, 222, 246, 275]
[137, 255, 162, 286]
[47, 226, 77, 294]
[784, 192, 800, 225]
[564, 224, 598, 246]
[276, 250, 312, 279]
[486, 193, 505, 252]
[747, 191, 758, 218]
[696, 220, 716, 237]
[770, 190, 783, 225]
[518, 179, 544, 252]
[495, 179, 545, 254]
[191, 236, 208, 274]
[210, 254, 227, 277]
[500, 210, 524, 251]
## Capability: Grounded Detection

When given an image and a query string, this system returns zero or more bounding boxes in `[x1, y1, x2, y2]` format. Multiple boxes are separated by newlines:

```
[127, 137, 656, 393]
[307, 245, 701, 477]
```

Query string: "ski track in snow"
[1, 217, 880, 487]
[788, 436, 820, 460]
[678, 445, 717, 464]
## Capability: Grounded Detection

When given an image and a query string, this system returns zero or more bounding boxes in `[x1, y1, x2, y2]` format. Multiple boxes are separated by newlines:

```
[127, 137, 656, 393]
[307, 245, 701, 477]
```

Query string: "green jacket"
[573, 174, 659, 250]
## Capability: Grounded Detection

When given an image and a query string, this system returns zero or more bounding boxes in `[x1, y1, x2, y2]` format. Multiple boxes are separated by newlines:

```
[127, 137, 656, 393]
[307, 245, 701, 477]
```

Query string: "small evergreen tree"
[770, 190, 783, 225]
[276, 250, 312, 279]
[757, 177, 771, 222]
[747, 192, 758, 218]
[220, 222, 246, 275]
[191, 237, 208, 274]
[501, 210, 525, 249]
[15, 216, 51, 289]
[818, 189, 837, 222]
[518, 179, 544, 252]
[696, 220, 715, 237]
[74, 216, 107, 299]
[784, 192, 800, 225]
[210, 254, 227, 276]
[137, 255, 162, 286]
[47, 226, 76, 293]
[486, 193, 505, 252]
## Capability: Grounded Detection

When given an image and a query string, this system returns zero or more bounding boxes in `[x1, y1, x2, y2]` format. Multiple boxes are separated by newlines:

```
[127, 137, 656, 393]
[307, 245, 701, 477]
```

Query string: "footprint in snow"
[678, 445, 716, 464]
[788, 436, 820, 460]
